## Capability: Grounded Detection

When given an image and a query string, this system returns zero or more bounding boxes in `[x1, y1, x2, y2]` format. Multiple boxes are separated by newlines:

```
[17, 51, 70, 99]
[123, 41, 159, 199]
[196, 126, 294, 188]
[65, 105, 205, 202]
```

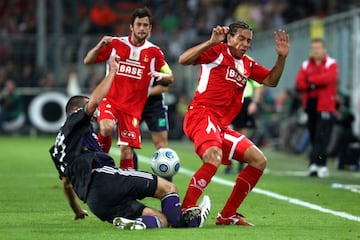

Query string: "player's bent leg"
[119, 145, 135, 169]
[218, 142, 265, 226]
[181, 145, 219, 211]
[99, 118, 115, 137]
[202, 146, 223, 167]
[141, 207, 168, 228]
[151, 131, 168, 149]
[98, 119, 115, 153]
[153, 176, 178, 198]
[243, 145, 267, 170]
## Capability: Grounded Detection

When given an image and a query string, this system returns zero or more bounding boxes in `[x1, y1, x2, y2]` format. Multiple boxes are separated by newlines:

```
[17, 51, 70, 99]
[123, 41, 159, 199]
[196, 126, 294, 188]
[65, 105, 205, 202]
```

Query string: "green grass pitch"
[0, 136, 359, 240]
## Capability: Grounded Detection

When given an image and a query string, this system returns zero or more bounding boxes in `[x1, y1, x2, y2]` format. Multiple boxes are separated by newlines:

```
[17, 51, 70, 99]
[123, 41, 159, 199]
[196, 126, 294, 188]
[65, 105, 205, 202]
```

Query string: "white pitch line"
[110, 149, 360, 223]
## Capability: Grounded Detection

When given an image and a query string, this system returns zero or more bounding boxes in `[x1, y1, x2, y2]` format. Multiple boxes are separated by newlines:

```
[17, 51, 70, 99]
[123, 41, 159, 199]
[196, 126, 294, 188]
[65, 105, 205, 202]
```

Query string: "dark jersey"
[141, 80, 169, 132]
[49, 106, 115, 202]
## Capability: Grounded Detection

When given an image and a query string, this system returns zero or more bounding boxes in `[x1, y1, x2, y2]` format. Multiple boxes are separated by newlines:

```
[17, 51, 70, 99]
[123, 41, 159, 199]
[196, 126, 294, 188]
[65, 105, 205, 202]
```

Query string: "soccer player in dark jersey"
[178, 21, 290, 226]
[49, 55, 210, 230]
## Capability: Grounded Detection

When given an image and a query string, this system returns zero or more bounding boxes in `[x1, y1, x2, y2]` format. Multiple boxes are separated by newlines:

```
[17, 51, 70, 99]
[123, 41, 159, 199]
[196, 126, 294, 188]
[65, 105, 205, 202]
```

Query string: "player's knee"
[245, 146, 267, 170]
[202, 146, 222, 167]
[99, 120, 114, 136]
[155, 177, 178, 198]
[164, 181, 178, 194]
[120, 146, 133, 159]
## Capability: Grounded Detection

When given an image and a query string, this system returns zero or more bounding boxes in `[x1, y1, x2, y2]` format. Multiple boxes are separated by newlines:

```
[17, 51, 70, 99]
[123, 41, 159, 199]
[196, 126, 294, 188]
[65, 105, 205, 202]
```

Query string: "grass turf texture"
[0, 136, 359, 240]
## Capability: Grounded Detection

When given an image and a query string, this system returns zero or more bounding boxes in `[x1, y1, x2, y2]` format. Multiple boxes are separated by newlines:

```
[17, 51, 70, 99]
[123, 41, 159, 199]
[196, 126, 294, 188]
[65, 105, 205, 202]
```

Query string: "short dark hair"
[228, 21, 253, 37]
[130, 7, 152, 25]
[311, 38, 326, 47]
[65, 95, 89, 115]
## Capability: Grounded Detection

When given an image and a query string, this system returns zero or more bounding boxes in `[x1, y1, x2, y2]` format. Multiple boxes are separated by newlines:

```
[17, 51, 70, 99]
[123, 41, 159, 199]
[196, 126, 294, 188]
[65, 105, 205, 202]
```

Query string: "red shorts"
[184, 105, 254, 165]
[98, 98, 142, 149]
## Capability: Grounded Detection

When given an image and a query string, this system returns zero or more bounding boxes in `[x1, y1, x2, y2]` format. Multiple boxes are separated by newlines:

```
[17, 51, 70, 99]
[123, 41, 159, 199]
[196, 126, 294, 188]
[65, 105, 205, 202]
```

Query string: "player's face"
[227, 28, 253, 58]
[310, 41, 326, 61]
[130, 17, 152, 45]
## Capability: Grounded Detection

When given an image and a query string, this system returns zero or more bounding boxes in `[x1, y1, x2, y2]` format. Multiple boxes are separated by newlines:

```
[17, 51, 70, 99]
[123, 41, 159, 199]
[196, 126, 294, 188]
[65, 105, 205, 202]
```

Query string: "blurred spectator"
[17, 63, 35, 87]
[88, 0, 117, 34]
[277, 89, 309, 154]
[255, 87, 280, 147]
[65, 69, 82, 96]
[83, 65, 103, 92]
[328, 93, 358, 170]
[0, 79, 24, 134]
[38, 72, 56, 89]
[232, 0, 263, 31]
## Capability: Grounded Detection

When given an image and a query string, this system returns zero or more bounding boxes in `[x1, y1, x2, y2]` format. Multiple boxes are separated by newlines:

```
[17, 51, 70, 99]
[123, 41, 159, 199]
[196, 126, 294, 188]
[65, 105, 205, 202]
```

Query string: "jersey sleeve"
[249, 62, 270, 83]
[95, 39, 114, 63]
[195, 44, 223, 65]
[154, 48, 168, 72]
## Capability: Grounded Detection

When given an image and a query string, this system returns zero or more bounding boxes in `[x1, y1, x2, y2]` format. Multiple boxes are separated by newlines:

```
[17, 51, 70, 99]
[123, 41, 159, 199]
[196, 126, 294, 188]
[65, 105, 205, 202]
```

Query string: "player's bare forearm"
[61, 177, 88, 220]
[87, 55, 120, 115]
[262, 29, 290, 87]
[179, 26, 228, 65]
[149, 85, 169, 96]
[179, 40, 213, 65]
[263, 55, 287, 87]
[84, 36, 112, 64]
[148, 71, 174, 85]
[83, 47, 100, 64]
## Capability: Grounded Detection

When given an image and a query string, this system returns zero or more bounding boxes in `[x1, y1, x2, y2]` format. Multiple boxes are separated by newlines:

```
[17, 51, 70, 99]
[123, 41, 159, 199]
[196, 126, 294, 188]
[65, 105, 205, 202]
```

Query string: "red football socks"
[120, 158, 134, 169]
[181, 162, 217, 209]
[220, 165, 263, 217]
[97, 133, 112, 153]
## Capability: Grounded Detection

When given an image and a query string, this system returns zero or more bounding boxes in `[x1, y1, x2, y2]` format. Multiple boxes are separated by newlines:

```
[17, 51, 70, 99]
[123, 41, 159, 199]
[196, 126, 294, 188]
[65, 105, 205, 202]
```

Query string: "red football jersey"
[96, 36, 167, 118]
[191, 43, 270, 126]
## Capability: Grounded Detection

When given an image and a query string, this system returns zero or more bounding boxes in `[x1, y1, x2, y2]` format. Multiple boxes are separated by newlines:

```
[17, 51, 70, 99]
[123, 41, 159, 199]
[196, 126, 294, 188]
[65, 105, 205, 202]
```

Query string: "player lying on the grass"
[49, 55, 210, 230]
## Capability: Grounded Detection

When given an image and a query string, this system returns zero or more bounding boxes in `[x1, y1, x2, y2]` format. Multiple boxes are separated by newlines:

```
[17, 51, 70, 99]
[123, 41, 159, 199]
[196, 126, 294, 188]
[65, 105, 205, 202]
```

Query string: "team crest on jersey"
[225, 66, 247, 88]
[143, 55, 149, 62]
[117, 60, 144, 80]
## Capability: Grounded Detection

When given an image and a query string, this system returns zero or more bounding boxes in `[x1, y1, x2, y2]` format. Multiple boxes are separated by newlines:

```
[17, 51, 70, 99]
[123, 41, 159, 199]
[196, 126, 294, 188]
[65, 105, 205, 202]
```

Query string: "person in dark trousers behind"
[295, 38, 338, 178]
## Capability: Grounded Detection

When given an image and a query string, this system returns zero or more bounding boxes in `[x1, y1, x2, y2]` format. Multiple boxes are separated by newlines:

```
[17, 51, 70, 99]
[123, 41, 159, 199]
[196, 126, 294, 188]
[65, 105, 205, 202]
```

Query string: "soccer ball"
[151, 148, 180, 177]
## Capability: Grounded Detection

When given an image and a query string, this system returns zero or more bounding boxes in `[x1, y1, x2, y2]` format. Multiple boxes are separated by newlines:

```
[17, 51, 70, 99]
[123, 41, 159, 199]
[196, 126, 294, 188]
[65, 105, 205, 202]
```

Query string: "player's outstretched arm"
[83, 36, 112, 64]
[61, 177, 89, 220]
[262, 29, 290, 87]
[86, 55, 119, 116]
[179, 25, 229, 65]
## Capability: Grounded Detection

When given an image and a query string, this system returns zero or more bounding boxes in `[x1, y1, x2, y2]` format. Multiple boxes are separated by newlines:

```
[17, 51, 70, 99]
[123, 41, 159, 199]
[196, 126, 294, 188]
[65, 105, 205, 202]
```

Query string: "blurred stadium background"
[1, 0, 360, 140]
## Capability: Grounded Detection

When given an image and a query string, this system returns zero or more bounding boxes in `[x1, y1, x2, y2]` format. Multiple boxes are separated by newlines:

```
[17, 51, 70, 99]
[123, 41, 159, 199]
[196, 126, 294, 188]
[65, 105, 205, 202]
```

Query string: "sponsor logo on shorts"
[121, 130, 136, 139]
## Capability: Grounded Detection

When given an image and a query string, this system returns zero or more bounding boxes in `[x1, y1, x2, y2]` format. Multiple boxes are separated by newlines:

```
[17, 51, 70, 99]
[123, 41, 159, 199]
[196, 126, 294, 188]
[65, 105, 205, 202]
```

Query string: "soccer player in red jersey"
[178, 21, 290, 226]
[83, 7, 174, 169]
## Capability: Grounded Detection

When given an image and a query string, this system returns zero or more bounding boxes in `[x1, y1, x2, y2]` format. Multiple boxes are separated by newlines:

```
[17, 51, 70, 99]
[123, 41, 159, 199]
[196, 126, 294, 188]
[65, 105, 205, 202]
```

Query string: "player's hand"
[109, 55, 120, 71]
[274, 29, 290, 57]
[98, 36, 112, 48]
[148, 71, 167, 81]
[209, 25, 229, 45]
[247, 102, 258, 115]
[73, 209, 88, 220]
